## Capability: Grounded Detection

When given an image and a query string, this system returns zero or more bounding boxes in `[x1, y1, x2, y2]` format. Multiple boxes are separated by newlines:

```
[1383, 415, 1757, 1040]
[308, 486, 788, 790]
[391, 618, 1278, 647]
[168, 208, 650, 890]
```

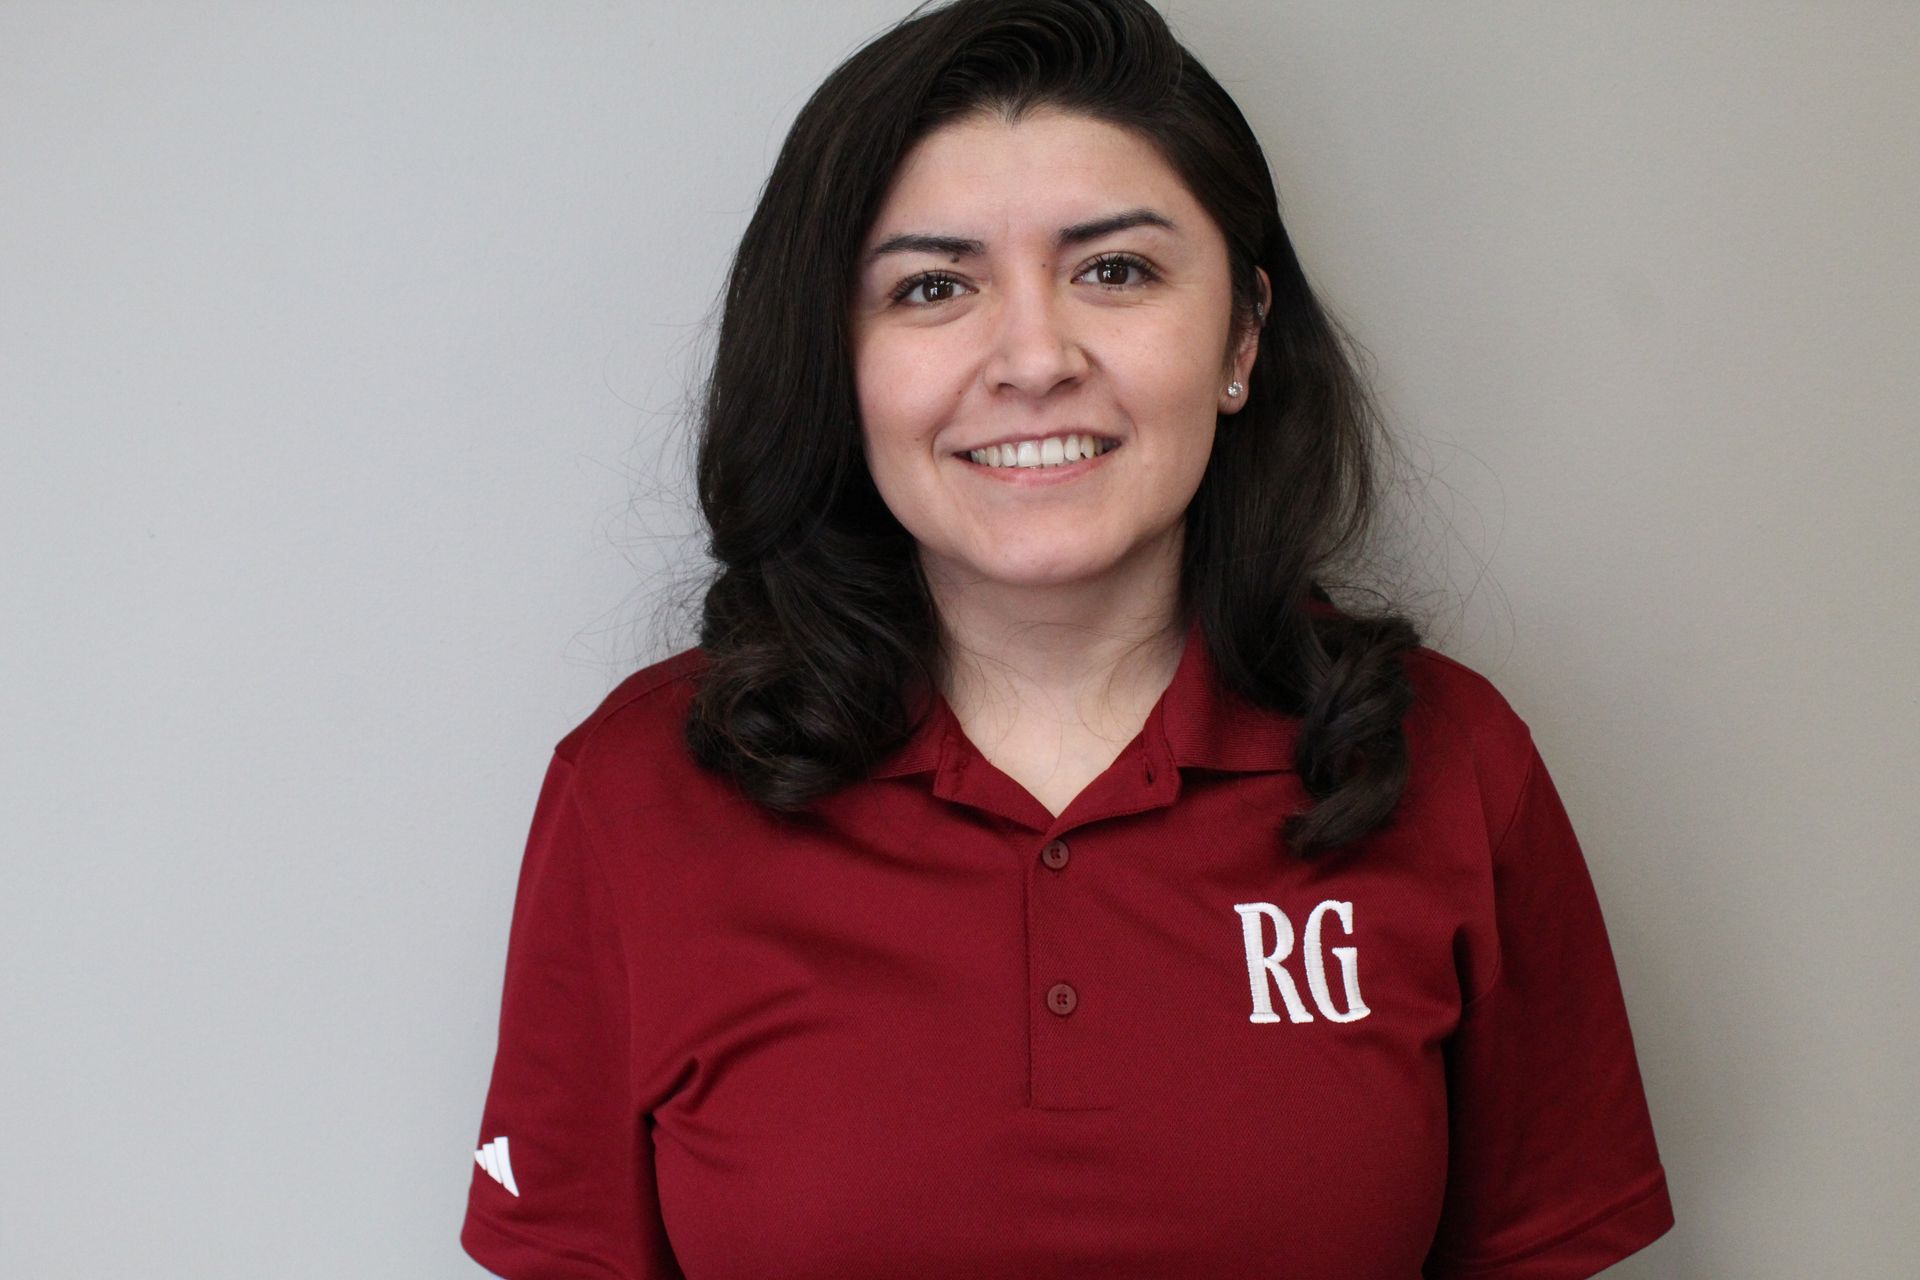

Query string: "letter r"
[1232, 902, 1314, 1024]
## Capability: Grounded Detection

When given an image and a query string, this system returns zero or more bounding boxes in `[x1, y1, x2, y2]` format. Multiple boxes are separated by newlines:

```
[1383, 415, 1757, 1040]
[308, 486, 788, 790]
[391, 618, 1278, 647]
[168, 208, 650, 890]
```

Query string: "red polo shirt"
[461, 617, 1673, 1279]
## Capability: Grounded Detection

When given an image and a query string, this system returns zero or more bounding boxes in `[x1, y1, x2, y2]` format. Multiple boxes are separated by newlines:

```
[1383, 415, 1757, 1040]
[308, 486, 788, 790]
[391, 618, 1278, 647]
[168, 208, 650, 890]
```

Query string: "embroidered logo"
[474, 1135, 520, 1196]
[1232, 899, 1371, 1024]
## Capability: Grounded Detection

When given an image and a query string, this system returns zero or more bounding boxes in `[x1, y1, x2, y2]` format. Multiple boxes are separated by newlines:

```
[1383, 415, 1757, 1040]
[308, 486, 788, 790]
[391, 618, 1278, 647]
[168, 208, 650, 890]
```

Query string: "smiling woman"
[691, 0, 1408, 840]
[460, 1, 1674, 1277]
[850, 110, 1263, 683]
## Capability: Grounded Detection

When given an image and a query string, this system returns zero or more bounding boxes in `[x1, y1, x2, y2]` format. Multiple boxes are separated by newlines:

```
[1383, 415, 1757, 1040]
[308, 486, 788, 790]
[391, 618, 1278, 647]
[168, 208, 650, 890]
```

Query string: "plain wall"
[3, 2, 1914, 1276]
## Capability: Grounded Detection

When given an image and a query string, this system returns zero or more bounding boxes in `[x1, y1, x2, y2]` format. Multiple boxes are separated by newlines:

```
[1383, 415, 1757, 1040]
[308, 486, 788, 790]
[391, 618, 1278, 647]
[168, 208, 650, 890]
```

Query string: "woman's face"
[850, 107, 1266, 599]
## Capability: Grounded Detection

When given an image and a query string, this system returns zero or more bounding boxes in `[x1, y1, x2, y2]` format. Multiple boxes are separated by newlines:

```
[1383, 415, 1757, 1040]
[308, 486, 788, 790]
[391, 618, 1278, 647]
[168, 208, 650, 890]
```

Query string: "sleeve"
[461, 751, 684, 1279]
[1423, 741, 1675, 1280]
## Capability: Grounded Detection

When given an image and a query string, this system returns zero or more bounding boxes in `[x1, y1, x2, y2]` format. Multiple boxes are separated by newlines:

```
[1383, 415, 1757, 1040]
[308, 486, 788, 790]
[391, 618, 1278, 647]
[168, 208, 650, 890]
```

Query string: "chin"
[970, 548, 1119, 589]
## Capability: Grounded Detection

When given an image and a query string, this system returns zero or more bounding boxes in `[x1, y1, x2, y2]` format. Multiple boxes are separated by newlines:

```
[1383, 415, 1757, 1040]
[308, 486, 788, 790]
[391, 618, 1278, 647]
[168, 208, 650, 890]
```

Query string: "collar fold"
[871, 614, 1300, 782]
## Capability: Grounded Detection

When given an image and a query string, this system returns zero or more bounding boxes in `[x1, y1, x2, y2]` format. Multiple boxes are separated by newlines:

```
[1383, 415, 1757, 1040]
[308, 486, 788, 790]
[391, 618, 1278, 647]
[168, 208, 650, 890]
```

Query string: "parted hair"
[684, 0, 1422, 859]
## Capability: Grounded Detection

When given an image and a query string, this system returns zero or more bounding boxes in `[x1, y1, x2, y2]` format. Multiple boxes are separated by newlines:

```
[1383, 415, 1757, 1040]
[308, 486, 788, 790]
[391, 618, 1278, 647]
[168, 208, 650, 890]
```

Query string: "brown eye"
[1076, 253, 1158, 290]
[892, 271, 971, 306]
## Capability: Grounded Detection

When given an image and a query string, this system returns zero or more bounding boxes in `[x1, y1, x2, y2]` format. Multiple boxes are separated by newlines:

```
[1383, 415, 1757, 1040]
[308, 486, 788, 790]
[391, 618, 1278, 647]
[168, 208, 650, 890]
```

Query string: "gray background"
[4, 2, 1915, 1276]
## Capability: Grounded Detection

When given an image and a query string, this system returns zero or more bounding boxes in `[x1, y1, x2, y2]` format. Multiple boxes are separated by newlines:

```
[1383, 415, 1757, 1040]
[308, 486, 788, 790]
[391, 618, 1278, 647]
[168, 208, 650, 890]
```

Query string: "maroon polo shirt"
[461, 616, 1673, 1279]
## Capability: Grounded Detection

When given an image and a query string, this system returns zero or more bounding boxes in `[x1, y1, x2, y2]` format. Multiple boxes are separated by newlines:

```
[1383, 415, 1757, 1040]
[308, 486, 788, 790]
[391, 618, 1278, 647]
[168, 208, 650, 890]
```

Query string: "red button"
[1046, 982, 1078, 1016]
[1040, 838, 1070, 870]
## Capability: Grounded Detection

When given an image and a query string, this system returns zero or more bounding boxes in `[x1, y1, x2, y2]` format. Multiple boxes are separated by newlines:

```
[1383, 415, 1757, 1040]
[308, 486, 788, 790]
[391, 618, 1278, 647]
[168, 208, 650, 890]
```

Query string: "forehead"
[863, 108, 1202, 245]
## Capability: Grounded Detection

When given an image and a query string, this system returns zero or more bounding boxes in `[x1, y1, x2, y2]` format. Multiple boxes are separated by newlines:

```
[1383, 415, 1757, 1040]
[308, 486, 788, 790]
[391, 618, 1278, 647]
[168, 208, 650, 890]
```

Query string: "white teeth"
[966, 433, 1112, 469]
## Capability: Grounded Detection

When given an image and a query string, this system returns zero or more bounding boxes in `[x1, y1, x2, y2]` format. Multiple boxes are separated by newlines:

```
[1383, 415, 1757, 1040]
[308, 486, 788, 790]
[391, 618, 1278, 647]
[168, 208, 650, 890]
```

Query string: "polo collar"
[870, 613, 1300, 783]
[1157, 614, 1302, 774]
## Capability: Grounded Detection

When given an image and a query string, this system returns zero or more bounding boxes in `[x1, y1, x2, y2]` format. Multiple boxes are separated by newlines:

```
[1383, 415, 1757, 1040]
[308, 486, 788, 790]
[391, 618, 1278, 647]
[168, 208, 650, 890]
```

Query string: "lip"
[952, 440, 1121, 484]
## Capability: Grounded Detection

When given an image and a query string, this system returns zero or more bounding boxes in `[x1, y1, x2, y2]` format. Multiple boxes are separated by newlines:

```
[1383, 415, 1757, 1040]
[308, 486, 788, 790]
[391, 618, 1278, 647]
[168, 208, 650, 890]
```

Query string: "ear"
[1219, 267, 1272, 416]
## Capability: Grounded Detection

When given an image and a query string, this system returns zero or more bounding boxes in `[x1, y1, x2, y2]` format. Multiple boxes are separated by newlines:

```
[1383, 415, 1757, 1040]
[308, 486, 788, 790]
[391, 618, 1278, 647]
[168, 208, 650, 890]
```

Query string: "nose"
[981, 274, 1089, 398]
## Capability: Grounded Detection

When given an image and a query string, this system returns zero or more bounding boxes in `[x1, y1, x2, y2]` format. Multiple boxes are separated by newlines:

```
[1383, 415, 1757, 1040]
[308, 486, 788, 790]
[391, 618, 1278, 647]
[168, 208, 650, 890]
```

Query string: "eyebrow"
[865, 207, 1177, 261]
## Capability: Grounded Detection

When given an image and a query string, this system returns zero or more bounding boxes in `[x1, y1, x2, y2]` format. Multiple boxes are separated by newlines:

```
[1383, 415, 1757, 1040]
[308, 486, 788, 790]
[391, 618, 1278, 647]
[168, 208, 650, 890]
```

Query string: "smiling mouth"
[954, 433, 1120, 470]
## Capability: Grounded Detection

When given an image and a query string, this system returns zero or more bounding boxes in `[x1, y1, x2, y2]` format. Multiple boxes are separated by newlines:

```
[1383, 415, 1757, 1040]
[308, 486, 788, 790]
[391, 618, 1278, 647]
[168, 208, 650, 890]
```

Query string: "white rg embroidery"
[1231, 899, 1372, 1024]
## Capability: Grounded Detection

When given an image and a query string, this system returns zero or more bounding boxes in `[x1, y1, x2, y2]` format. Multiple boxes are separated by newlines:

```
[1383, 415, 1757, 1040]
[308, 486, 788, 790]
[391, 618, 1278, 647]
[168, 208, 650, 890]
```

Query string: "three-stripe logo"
[474, 1135, 520, 1196]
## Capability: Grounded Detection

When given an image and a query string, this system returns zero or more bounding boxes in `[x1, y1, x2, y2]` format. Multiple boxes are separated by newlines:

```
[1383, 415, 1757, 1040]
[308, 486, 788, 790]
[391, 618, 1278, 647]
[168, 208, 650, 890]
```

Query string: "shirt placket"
[932, 723, 1182, 1112]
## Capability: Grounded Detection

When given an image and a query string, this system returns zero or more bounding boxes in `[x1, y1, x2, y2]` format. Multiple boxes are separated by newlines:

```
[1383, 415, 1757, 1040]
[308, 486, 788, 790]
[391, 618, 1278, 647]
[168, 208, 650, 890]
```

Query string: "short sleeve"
[1423, 742, 1675, 1279]
[461, 752, 683, 1279]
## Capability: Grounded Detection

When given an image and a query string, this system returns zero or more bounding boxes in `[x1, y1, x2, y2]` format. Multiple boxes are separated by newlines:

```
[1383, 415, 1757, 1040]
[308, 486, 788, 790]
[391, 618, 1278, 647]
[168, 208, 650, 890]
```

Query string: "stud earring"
[1226, 381, 1244, 398]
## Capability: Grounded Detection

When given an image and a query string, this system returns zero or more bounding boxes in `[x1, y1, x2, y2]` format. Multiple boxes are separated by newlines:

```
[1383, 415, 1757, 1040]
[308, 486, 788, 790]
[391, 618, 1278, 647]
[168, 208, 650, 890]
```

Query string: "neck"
[922, 529, 1189, 737]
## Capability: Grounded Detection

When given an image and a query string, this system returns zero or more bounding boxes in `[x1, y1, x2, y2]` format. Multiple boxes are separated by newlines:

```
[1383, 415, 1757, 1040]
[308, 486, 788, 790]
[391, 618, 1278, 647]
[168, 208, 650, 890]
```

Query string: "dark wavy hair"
[684, 0, 1422, 859]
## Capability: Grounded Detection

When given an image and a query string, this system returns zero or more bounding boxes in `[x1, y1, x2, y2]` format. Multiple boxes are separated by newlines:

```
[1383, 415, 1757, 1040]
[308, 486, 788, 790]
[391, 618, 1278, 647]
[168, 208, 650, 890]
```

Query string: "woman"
[462, 1, 1674, 1276]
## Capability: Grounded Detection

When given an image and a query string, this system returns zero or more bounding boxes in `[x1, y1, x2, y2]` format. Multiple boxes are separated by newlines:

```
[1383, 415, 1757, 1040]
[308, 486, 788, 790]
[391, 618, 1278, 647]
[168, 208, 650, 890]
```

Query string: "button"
[1045, 982, 1078, 1016]
[1040, 838, 1071, 870]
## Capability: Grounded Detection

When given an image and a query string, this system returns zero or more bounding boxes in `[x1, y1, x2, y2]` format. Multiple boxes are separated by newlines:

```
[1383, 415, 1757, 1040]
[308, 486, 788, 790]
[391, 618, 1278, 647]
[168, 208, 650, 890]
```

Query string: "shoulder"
[1310, 589, 1530, 762]
[1400, 644, 1540, 837]
[550, 644, 710, 778]
[1402, 645, 1533, 757]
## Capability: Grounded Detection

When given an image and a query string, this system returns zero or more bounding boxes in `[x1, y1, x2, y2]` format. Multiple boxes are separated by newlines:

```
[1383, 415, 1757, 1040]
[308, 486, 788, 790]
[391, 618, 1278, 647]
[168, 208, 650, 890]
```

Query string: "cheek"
[858, 362, 976, 515]
[854, 338, 948, 449]
[1117, 343, 1222, 493]
[1115, 345, 1224, 437]
[1111, 310, 1224, 398]
[853, 351, 945, 527]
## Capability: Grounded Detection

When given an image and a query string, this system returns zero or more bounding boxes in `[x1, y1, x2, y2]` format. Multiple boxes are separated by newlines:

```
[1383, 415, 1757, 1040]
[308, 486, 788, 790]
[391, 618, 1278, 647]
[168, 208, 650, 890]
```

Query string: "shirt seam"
[1429, 1167, 1670, 1273]
[558, 648, 704, 767]
[1459, 741, 1540, 1011]
[559, 755, 642, 1106]
[1486, 737, 1540, 866]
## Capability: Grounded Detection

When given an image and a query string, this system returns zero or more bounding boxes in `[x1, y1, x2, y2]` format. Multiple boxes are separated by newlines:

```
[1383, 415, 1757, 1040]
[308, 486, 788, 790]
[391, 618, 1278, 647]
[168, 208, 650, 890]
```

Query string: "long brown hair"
[685, 0, 1421, 859]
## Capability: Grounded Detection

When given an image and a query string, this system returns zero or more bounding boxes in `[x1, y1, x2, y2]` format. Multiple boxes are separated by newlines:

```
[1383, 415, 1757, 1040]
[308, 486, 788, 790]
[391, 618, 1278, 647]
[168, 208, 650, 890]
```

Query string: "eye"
[1076, 252, 1159, 289]
[890, 271, 973, 307]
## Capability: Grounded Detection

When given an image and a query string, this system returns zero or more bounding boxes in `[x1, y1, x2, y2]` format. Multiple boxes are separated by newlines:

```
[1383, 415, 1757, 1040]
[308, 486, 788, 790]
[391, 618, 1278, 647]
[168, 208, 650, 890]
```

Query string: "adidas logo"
[474, 1135, 519, 1196]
